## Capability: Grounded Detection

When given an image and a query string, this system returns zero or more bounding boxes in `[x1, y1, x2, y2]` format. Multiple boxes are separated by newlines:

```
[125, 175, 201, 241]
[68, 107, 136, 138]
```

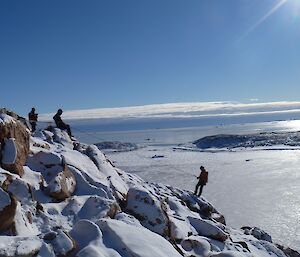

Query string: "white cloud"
[39, 101, 300, 121]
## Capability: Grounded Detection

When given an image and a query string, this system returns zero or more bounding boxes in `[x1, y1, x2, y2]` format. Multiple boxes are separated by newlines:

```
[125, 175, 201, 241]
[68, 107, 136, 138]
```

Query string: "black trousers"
[58, 123, 72, 137]
[194, 182, 205, 196]
[30, 122, 37, 132]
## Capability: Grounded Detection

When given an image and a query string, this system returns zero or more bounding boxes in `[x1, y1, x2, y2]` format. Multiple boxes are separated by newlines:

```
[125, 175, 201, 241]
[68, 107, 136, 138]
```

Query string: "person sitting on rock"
[28, 107, 38, 133]
[194, 166, 208, 197]
[53, 109, 73, 137]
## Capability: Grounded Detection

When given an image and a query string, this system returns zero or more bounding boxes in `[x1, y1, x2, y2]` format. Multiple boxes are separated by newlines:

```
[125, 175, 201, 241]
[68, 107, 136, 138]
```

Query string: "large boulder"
[0, 110, 30, 176]
[70, 220, 120, 257]
[97, 218, 183, 257]
[44, 230, 76, 257]
[126, 186, 169, 237]
[47, 165, 76, 201]
[188, 216, 228, 242]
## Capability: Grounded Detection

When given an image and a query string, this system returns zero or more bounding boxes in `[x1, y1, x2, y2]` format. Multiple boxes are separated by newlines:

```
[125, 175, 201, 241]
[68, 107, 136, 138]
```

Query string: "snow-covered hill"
[193, 132, 300, 150]
[0, 108, 299, 257]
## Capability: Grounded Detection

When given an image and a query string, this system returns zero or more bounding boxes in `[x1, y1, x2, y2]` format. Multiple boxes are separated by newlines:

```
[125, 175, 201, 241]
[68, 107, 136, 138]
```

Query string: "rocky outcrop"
[0, 109, 30, 176]
[241, 226, 272, 242]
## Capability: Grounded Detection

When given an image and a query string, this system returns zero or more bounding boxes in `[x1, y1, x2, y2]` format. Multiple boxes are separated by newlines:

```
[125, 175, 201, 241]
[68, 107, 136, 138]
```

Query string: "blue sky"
[1, 0, 300, 115]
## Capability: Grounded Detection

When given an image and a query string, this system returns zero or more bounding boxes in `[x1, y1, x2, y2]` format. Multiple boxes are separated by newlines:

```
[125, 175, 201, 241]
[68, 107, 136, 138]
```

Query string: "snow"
[0, 113, 15, 124]
[14, 201, 39, 236]
[180, 236, 211, 256]
[8, 178, 31, 203]
[48, 173, 62, 193]
[98, 218, 183, 257]
[108, 145, 300, 251]
[70, 219, 120, 257]
[62, 150, 109, 187]
[0, 112, 298, 256]
[76, 196, 117, 221]
[48, 230, 74, 256]
[1, 138, 17, 165]
[0, 236, 42, 257]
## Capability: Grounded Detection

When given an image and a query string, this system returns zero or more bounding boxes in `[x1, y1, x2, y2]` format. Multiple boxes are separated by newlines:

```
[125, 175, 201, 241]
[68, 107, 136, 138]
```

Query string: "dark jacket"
[197, 170, 208, 185]
[28, 111, 38, 122]
[53, 113, 64, 128]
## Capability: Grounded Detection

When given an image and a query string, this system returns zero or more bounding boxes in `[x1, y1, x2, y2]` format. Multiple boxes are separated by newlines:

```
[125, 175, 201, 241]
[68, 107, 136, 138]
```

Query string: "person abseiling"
[53, 109, 73, 137]
[194, 166, 208, 197]
[28, 107, 38, 132]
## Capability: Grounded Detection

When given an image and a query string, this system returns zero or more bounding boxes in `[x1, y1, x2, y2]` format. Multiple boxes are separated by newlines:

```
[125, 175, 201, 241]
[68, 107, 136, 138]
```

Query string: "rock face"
[0, 109, 30, 176]
[0, 109, 298, 257]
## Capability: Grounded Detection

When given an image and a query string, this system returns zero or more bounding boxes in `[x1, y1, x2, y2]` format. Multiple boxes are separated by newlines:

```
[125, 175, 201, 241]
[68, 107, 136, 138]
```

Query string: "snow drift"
[0, 108, 298, 257]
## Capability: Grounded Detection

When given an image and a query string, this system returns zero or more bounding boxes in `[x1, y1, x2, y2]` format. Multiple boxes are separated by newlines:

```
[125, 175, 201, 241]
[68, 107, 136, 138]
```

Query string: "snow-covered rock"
[0, 236, 42, 257]
[0, 109, 297, 257]
[0, 109, 30, 176]
[125, 186, 169, 236]
[97, 218, 182, 257]
[45, 229, 76, 256]
[47, 165, 76, 201]
[180, 236, 211, 257]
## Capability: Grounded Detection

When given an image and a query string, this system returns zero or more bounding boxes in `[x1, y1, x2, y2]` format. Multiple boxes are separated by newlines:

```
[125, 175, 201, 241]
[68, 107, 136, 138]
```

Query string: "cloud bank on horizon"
[39, 101, 300, 121]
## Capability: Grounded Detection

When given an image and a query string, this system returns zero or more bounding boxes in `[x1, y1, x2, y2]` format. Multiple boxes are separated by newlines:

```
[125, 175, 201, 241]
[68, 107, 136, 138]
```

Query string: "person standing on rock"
[28, 107, 38, 133]
[194, 166, 208, 197]
[53, 109, 73, 138]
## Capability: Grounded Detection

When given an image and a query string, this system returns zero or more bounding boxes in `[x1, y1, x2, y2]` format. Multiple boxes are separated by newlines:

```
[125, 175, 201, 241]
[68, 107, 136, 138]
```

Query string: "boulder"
[0, 112, 30, 176]
[44, 230, 76, 257]
[97, 218, 183, 257]
[70, 220, 120, 257]
[241, 226, 272, 242]
[47, 165, 76, 201]
[126, 186, 169, 236]
[180, 236, 211, 257]
[188, 216, 228, 242]
[77, 195, 120, 221]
